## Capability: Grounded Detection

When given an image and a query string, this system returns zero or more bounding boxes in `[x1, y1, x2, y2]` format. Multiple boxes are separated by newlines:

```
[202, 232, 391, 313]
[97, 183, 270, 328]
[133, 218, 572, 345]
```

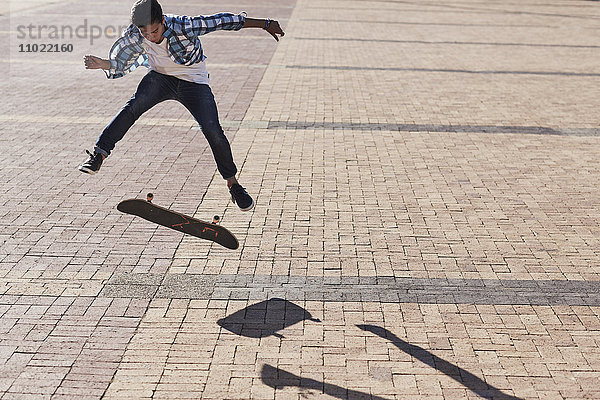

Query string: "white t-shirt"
[143, 38, 210, 85]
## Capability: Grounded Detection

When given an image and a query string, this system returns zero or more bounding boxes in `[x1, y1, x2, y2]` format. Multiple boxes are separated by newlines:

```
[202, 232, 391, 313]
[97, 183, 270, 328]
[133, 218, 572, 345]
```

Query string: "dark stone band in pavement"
[292, 37, 600, 49]
[100, 273, 600, 306]
[264, 120, 600, 136]
[285, 64, 600, 77]
[4, 114, 597, 136]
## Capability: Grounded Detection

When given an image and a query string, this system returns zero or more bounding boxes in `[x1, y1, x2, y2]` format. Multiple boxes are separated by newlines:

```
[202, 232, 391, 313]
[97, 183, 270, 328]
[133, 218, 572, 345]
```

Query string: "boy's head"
[131, 0, 165, 43]
[131, 0, 162, 27]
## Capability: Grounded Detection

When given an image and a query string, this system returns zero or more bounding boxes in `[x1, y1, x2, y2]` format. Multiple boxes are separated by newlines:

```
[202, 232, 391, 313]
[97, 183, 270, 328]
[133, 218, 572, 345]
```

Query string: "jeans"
[95, 70, 237, 180]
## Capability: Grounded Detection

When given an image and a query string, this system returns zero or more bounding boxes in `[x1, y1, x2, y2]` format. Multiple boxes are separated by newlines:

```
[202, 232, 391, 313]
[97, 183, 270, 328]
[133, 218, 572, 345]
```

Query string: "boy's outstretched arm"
[242, 18, 285, 41]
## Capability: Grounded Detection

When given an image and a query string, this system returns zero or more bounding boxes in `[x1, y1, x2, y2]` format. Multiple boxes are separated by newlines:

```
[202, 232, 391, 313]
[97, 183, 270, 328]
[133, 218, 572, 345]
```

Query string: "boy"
[79, 0, 284, 211]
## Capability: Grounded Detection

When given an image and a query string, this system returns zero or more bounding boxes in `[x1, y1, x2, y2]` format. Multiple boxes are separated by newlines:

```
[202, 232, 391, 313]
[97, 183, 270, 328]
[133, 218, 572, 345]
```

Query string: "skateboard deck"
[117, 194, 239, 250]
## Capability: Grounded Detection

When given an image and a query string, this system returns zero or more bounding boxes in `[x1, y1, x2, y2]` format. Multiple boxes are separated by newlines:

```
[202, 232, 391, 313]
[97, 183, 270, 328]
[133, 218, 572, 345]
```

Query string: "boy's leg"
[178, 83, 237, 179]
[94, 71, 175, 157]
[178, 82, 254, 211]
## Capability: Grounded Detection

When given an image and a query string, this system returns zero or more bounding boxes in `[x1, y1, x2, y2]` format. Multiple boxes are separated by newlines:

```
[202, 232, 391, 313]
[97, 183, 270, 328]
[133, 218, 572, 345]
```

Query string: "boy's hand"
[243, 18, 285, 41]
[266, 20, 285, 41]
[84, 55, 110, 70]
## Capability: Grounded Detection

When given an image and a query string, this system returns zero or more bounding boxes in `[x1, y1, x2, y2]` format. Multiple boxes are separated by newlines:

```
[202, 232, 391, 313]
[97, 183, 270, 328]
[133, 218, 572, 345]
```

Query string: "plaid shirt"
[105, 12, 246, 79]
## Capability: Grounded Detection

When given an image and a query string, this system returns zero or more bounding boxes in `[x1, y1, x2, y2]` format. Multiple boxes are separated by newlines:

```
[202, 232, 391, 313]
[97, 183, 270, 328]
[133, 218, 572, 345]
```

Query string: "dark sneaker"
[229, 183, 255, 211]
[78, 150, 104, 174]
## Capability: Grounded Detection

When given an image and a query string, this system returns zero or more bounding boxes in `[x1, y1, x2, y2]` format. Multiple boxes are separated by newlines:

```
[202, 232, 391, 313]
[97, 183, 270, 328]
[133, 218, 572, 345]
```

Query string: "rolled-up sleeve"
[103, 25, 146, 79]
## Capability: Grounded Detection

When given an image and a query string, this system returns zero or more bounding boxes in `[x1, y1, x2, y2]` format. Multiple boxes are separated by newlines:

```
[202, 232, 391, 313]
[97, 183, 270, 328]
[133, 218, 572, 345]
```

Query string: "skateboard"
[117, 193, 239, 250]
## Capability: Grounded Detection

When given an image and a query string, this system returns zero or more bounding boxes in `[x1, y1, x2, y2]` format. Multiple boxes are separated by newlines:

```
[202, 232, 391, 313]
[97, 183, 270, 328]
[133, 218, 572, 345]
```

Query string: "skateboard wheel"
[212, 215, 220, 224]
[146, 193, 154, 202]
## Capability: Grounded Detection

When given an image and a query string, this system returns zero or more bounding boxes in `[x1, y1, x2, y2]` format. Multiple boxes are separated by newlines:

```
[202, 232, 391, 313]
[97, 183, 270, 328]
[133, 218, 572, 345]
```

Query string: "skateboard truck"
[212, 215, 220, 224]
[146, 193, 154, 203]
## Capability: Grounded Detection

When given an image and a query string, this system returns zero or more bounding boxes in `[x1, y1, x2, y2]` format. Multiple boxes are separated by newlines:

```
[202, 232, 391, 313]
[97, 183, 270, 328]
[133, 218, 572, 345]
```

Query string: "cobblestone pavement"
[1, 0, 600, 399]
